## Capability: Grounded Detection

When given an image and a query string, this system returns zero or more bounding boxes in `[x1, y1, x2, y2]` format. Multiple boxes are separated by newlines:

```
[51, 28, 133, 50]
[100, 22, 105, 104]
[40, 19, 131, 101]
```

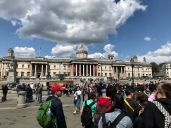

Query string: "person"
[123, 88, 141, 122]
[46, 84, 67, 128]
[148, 83, 157, 102]
[36, 84, 43, 103]
[73, 86, 82, 114]
[133, 92, 148, 128]
[2, 84, 8, 101]
[142, 82, 171, 128]
[81, 92, 96, 128]
[26, 84, 33, 102]
[94, 85, 115, 128]
[98, 85, 133, 128]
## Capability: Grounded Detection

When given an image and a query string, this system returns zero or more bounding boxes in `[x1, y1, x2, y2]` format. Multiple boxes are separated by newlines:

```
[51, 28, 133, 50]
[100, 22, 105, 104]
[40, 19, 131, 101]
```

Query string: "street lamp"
[130, 58, 134, 85]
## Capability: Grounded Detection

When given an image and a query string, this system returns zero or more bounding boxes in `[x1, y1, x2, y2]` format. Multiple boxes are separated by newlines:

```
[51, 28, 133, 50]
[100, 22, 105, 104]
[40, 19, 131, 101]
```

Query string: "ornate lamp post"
[130, 58, 134, 84]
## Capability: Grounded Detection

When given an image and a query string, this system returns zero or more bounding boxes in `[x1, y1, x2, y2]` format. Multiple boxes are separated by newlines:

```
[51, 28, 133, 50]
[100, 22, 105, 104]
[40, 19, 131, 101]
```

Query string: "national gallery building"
[0, 45, 152, 83]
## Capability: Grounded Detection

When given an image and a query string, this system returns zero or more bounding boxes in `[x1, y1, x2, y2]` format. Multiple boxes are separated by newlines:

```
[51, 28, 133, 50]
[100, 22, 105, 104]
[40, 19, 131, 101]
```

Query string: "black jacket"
[46, 96, 67, 128]
[123, 98, 141, 122]
[2, 85, 8, 94]
[142, 98, 171, 128]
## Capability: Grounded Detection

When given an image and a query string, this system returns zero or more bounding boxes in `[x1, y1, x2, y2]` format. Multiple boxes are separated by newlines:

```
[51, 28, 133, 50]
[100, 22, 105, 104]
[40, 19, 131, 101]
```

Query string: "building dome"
[76, 44, 88, 59]
[76, 44, 88, 54]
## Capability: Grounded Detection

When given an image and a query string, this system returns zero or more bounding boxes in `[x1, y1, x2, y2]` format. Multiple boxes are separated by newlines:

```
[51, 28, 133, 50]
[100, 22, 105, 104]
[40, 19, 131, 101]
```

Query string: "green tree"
[150, 62, 159, 75]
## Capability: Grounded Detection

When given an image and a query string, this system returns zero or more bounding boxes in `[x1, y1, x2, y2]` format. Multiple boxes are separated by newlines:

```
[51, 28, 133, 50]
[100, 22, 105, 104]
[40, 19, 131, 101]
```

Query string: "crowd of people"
[1, 81, 171, 128]
[38, 81, 171, 128]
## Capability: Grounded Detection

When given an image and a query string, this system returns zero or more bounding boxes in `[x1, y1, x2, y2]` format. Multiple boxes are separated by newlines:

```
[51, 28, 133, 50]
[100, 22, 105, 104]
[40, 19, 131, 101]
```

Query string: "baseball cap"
[51, 84, 65, 93]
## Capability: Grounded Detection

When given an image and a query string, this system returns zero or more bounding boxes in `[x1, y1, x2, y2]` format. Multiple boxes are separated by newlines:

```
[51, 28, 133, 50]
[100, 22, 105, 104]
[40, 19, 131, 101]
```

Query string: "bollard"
[17, 91, 26, 108]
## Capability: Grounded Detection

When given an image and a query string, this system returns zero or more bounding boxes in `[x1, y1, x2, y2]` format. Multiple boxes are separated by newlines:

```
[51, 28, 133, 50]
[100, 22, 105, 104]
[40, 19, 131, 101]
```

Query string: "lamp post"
[130, 58, 134, 85]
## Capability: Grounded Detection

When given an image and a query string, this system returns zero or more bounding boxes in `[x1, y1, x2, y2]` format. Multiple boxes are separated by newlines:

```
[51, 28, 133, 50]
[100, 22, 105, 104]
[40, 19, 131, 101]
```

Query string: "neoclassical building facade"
[0, 45, 152, 83]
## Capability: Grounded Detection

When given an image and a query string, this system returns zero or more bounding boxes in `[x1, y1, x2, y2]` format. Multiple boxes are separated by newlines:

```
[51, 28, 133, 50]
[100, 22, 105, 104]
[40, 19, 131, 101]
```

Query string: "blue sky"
[0, 0, 171, 63]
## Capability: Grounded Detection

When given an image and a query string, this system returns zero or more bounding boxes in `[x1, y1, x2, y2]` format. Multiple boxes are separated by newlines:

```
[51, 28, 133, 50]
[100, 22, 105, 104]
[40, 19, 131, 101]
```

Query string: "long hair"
[157, 82, 171, 99]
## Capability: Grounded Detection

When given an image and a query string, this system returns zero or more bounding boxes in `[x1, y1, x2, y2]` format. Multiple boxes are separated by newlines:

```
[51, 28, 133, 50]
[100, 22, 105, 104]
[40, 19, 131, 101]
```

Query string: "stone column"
[116, 66, 118, 74]
[92, 65, 94, 76]
[76, 64, 78, 76]
[41, 64, 43, 76]
[86, 64, 88, 76]
[45, 64, 48, 76]
[79, 64, 81, 76]
[34, 64, 37, 77]
[1, 63, 3, 79]
[71, 64, 73, 76]
[30, 64, 33, 76]
[3, 63, 5, 78]
[83, 64, 85, 76]
[17, 91, 26, 108]
[90, 64, 92, 76]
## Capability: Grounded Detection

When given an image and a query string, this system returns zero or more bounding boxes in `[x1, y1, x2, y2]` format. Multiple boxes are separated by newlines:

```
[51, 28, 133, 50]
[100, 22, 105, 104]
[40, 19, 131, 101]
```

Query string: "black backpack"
[102, 112, 125, 128]
[81, 101, 95, 126]
[94, 103, 112, 128]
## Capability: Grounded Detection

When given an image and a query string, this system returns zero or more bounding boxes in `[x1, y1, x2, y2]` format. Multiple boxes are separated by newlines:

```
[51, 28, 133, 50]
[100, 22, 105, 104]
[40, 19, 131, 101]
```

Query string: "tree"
[150, 62, 159, 75]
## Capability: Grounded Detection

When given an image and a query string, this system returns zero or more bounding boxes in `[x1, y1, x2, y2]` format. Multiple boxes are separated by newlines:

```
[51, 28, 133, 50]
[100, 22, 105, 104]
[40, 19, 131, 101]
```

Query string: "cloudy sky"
[0, 0, 171, 63]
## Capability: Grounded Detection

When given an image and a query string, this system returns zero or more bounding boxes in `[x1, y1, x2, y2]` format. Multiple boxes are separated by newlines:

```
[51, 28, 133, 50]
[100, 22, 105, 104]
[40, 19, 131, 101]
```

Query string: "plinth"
[17, 91, 26, 108]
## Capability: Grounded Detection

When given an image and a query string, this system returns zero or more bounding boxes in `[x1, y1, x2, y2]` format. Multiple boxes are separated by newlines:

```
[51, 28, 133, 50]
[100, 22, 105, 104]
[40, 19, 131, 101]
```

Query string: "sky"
[0, 0, 171, 63]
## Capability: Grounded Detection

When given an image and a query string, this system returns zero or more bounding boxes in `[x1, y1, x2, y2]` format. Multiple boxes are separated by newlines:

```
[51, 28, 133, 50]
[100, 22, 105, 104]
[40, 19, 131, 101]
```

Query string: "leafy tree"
[150, 62, 159, 75]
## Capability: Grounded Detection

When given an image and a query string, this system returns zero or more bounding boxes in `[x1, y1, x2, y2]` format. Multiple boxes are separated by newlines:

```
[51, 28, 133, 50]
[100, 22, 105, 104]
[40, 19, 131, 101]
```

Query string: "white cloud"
[51, 44, 77, 57]
[88, 52, 104, 58]
[138, 41, 171, 63]
[0, 0, 146, 44]
[144, 36, 151, 42]
[45, 55, 56, 59]
[88, 43, 118, 58]
[14, 47, 35, 58]
[104, 44, 115, 52]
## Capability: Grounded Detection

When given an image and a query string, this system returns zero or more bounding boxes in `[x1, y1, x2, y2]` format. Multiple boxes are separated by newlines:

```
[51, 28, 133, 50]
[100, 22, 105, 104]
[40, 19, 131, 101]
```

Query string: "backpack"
[81, 101, 95, 126]
[94, 103, 112, 128]
[102, 112, 125, 128]
[152, 101, 171, 128]
[37, 100, 55, 128]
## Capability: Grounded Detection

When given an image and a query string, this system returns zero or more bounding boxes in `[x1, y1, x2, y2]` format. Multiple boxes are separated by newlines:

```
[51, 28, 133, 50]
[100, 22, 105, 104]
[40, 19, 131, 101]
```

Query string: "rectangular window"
[98, 73, 100, 76]
[21, 72, 24, 77]
[22, 64, 24, 68]
[27, 72, 30, 77]
[105, 73, 107, 76]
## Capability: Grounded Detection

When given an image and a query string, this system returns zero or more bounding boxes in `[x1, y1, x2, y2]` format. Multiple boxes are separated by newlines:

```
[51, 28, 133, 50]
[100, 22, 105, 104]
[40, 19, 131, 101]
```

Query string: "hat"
[51, 84, 65, 93]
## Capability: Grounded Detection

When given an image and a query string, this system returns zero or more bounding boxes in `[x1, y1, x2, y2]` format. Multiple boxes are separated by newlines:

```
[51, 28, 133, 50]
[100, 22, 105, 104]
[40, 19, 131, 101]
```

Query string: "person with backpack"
[142, 82, 171, 128]
[123, 88, 141, 122]
[94, 85, 115, 128]
[81, 92, 96, 128]
[37, 83, 67, 128]
[98, 85, 133, 128]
